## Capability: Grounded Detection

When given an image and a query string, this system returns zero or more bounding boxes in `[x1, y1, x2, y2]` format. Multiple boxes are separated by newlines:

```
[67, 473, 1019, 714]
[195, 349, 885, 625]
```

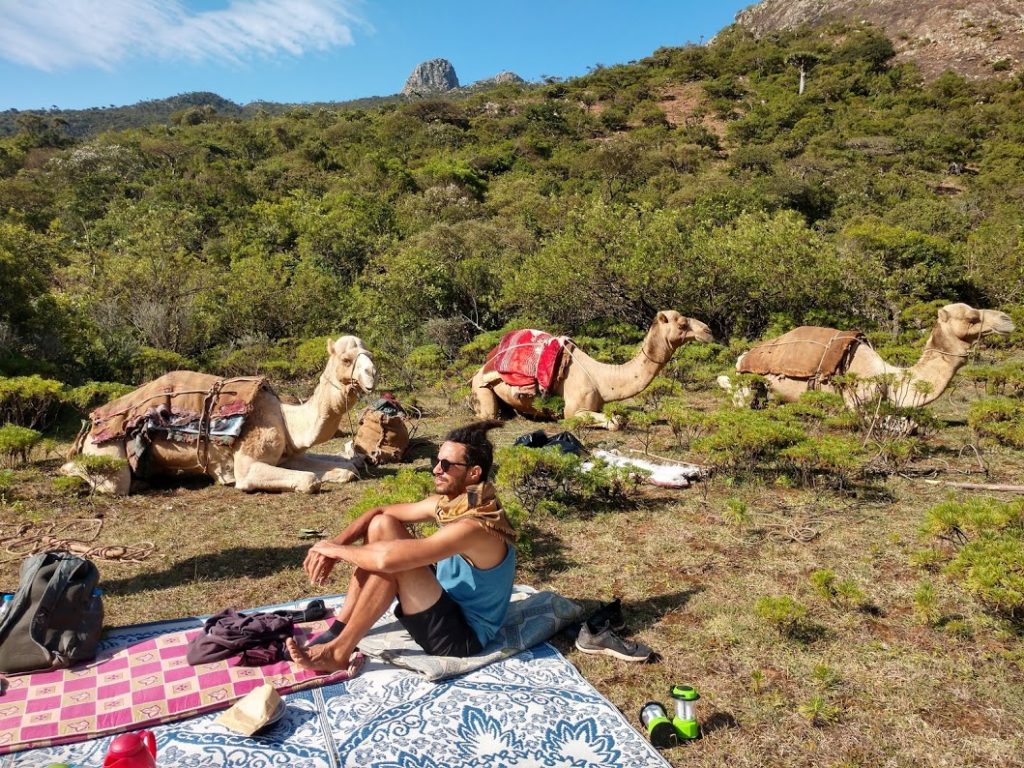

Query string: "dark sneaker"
[575, 621, 652, 662]
[587, 598, 626, 633]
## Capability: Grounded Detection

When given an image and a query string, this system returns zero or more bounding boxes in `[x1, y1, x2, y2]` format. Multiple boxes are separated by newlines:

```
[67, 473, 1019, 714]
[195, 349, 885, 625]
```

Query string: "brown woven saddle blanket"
[88, 371, 267, 444]
[738, 327, 866, 380]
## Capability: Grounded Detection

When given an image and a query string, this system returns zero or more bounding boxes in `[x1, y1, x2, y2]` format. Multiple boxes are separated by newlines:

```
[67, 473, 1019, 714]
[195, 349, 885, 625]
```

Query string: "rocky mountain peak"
[402, 59, 460, 96]
[735, 0, 1023, 81]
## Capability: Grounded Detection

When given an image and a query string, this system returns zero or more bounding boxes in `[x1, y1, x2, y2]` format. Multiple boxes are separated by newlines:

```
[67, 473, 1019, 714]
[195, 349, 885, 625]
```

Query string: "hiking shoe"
[575, 621, 652, 662]
[587, 598, 626, 633]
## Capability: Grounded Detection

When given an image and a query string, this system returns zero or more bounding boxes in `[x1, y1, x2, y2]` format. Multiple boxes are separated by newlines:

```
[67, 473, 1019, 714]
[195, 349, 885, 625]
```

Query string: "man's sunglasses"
[434, 457, 471, 472]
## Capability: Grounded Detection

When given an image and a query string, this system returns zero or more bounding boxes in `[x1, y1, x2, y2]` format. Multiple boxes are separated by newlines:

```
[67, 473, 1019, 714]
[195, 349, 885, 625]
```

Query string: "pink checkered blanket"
[0, 616, 362, 755]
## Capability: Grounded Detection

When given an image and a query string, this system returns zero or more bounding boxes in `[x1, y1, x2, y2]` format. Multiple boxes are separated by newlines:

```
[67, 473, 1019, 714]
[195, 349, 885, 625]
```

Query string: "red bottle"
[102, 731, 157, 768]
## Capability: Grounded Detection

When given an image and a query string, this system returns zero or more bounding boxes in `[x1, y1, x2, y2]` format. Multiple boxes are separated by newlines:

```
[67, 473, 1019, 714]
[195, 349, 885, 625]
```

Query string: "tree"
[786, 52, 821, 95]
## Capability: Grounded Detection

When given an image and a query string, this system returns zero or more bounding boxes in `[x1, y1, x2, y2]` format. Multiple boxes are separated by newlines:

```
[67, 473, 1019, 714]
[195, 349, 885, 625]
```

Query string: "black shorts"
[395, 590, 483, 657]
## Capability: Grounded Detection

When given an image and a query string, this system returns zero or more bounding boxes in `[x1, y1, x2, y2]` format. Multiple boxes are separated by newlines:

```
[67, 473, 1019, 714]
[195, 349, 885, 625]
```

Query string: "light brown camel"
[718, 303, 1015, 408]
[472, 311, 714, 429]
[61, 336, 377, 494]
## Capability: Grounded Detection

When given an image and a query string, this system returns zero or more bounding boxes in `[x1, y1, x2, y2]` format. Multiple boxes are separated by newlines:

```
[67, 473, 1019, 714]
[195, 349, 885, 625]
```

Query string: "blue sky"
[0, 1, 753, 111]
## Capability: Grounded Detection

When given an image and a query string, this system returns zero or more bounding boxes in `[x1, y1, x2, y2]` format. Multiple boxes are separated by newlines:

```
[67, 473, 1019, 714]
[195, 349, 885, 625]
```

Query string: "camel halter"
[641, 332, 675, 366]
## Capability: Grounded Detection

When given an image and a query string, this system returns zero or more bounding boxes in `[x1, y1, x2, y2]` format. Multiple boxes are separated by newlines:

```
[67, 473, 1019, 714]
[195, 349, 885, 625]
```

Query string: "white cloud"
[0, 0, 359, 72]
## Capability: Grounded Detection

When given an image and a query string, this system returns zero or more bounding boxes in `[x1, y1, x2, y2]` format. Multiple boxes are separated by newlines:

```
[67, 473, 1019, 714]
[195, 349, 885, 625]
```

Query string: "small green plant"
[66, 381, 134, 412]
[0, 375, 67, 430]
[51, 475, 89, 497]
[0, 424, 42, 467]
[659, 400, 710, 449]
[0, 468, 14, 500]
[811, 664, 841, 691]
[948, 534, 1024, 620]
[797, 695, 841, 726]
[749, 669, 766, 694]
[755, 595, 808, 636]
[639, 376, 679, 410]
[630, 411, 658, 453]
[347, 468, 436, 520]
[810, 569, 837, 600]
[723, 497, 751, 527]
[913, 580, 941, 625]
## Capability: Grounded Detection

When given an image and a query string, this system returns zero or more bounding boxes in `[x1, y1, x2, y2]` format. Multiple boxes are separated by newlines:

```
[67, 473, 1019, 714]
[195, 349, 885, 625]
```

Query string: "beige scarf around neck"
[435, 481, 516, 546]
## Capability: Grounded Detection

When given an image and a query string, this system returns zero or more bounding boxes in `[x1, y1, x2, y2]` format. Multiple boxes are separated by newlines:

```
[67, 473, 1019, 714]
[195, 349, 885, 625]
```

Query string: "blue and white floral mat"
[4, 594, 671, 768]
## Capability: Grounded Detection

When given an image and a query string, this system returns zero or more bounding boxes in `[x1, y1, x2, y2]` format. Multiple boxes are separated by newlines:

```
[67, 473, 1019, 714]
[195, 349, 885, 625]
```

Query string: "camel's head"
[328, 335, 377, 393]
[656, 310, 715, 348]
[936, 303, 1015, 344]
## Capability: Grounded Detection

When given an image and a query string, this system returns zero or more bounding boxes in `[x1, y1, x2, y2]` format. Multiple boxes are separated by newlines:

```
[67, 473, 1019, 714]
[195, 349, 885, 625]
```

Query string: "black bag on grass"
[0, 551, 103, 674]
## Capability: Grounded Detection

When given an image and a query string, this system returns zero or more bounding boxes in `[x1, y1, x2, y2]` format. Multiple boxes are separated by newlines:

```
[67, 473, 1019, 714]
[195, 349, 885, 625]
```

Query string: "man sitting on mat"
[286, 419, 516, 672]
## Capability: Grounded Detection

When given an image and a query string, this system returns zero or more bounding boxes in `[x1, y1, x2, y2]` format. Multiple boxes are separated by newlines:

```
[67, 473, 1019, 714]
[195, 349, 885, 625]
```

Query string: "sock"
[306, 619, 346, 646]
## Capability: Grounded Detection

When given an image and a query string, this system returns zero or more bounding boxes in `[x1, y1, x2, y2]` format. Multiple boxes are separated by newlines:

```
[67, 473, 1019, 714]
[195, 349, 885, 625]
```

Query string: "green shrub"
[131, 347, 196, 382]
[66, 381, 134, 412]
[660, 399, 711, 449]
[347, 468, 436, 521]
[407, 344, 447, 376]
[51, 475, 89, 497]
[921, 497, 1023, 540]
[913, 580, 941, 625]
[0, 424, 42, 467]
[781, 391, 847, 422]
[968, 397, 1024, 448]
[755, 595, 808, 637]
[797, 695, 841, 727]
[0, 376, 68, 430]
[292, 336, 333, 377]
[638, 376, 680, 409]
[781, 435, 865, 488]
[921, 498, 1024, 619]
[948, 534, 1024, 619]
[495, 445, 639, 520]
[0, 468, 14, 499]
[693, 409, 806, 473]
[962, 363, 1024, 397]
[723, 497, 751, 527]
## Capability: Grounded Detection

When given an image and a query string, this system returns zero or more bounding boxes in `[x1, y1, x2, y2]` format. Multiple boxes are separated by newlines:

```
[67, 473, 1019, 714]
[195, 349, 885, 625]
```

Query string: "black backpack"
[0, 552, 104, 674]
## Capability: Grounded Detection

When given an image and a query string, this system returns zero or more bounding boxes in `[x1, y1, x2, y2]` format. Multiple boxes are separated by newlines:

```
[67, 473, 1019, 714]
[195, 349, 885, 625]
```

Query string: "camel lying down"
[473, 310, 714, 430]
[62, 336, 376, 495]
[718, 303, 1015, 409]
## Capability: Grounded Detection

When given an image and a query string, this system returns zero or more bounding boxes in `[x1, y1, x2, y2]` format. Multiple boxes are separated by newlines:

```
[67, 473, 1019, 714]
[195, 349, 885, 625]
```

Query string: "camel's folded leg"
[60, 441, 132, 495]
[234, 458, 320, 493]
[281, 453, 362, 484]
[472, 376, 501, 419]
[569, 409, 622, 431]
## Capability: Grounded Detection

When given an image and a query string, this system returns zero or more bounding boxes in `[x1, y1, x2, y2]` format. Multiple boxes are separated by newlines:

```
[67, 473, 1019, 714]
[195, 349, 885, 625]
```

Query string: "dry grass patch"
[0, 392, 1023, 767]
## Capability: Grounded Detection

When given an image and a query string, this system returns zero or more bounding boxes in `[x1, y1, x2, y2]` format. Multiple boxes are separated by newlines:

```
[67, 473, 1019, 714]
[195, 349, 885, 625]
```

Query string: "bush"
[693, 409, 806, 473]
[495, 445, 639, 520]
[51, 475, 89, 497]
[755, 595, 808, 636]
[131, 347, 196, 382]
[0, 468, 14, 499]
[921, 497, 1024, 619]
[0, 375, 67, 430]
[660, 400, 711, 449]
[292, 336, 333, 377]
[346, 468, 436, 521]
[948, 534, 1024, 619]
[968, 397, 1024, 448]
[66, 381, 134, 412]
[0, 424, 42, 467]
[780, 435, 865, 488]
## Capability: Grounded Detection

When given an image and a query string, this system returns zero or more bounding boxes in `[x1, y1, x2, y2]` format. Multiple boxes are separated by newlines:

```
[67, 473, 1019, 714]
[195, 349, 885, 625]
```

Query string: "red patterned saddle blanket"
[482, 330, 569, 393]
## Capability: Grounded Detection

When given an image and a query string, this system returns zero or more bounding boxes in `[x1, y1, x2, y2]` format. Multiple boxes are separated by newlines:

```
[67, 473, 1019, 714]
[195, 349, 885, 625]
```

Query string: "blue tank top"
[436, 544, 516, 647]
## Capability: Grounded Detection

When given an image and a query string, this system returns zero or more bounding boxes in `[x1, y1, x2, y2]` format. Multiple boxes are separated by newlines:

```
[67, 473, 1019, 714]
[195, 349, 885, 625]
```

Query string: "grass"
[1, 384, 1023, 767]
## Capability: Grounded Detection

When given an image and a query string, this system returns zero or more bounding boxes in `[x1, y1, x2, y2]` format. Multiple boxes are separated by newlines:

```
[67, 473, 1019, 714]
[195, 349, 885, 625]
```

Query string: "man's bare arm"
[312, 520, 485, 574]
[303, 495, 441, 585]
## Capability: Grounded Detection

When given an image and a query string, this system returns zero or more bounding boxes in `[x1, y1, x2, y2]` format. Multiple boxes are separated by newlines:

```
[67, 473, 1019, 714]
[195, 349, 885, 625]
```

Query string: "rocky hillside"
[736, 0, 1023, 80]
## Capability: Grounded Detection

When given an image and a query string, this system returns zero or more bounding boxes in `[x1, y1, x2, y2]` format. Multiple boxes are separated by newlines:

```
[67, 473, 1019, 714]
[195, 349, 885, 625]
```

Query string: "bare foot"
[285, 637, 350, 672]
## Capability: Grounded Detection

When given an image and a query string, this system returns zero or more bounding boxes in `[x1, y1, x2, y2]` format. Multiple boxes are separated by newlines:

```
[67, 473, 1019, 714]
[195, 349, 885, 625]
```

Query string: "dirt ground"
[1, 387, 1022, 768]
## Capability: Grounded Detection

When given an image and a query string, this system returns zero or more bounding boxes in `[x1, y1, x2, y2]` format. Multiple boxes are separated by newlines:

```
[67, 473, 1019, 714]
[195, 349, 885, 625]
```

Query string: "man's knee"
[367, 513, 411, 542]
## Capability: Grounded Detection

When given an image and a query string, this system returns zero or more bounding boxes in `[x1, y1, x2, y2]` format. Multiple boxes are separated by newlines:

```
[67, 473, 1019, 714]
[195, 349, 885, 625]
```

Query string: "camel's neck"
[576, 326, 674, 403]
[896, 325, 971, 407]
[280, 376, 358, 451]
